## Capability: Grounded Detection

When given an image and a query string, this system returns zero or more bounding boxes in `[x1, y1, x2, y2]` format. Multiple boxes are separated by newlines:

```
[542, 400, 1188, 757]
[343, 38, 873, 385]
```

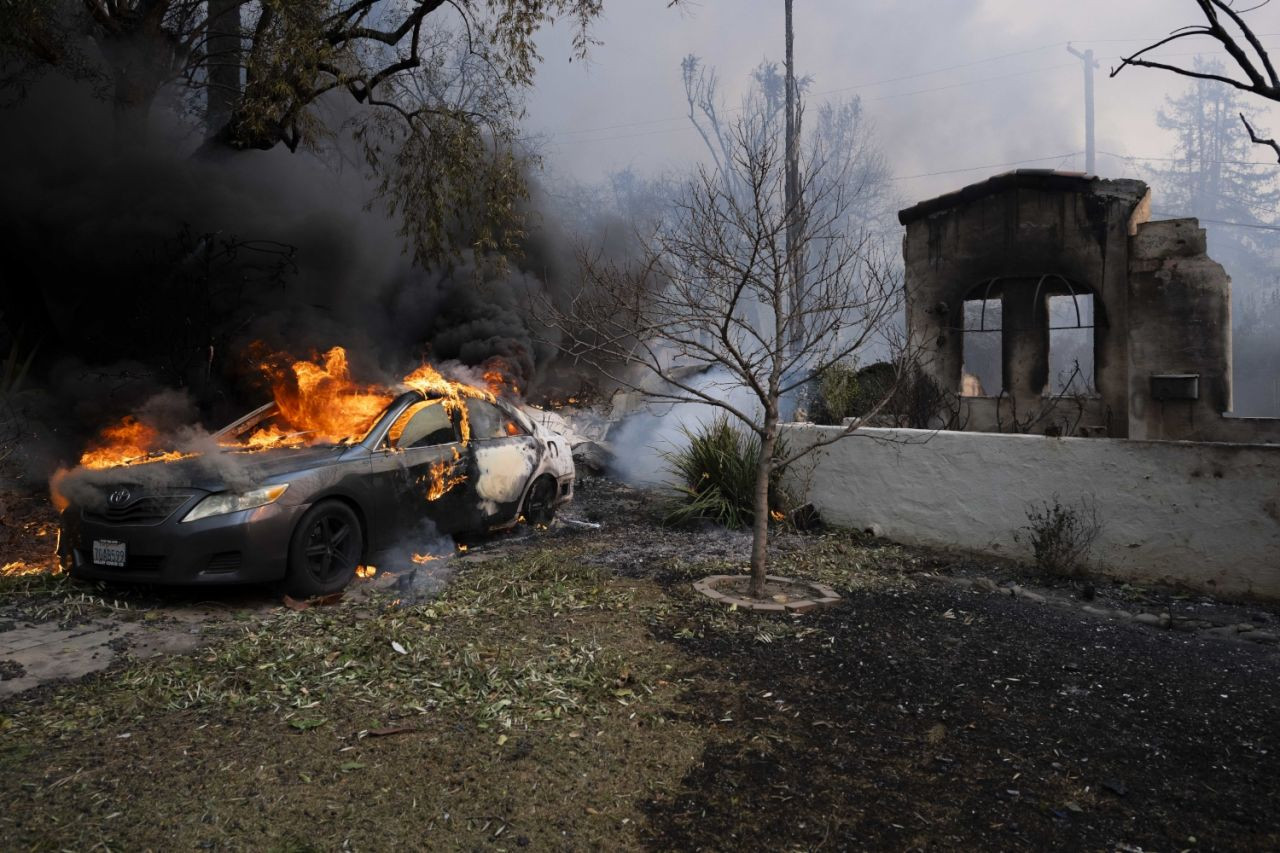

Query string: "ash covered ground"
[0, 475, 1277, 850]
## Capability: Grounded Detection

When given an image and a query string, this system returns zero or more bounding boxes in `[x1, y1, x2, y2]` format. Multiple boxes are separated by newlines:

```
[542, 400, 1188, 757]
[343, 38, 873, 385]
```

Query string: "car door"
[370, 399, 472, 537]
[463, 398, 542, 528]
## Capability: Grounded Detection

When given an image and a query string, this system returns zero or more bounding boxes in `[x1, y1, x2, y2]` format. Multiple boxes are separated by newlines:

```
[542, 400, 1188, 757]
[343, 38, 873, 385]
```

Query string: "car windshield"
[216, 401, 392, 451]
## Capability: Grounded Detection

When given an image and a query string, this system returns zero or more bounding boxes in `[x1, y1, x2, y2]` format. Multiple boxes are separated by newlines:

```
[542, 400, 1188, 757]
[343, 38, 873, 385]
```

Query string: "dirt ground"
[1, 476, 1278, 851]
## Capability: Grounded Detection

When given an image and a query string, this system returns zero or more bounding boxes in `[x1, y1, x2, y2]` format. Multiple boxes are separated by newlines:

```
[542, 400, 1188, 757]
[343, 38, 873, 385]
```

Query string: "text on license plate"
[93, 539, 127, 567]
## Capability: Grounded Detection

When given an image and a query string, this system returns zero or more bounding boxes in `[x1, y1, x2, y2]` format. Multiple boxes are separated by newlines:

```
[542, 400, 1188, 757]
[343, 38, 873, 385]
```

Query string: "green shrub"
[815, 360, 898, 425]
[1015, 495, 1102, 576]
[662, 416, 788, 529]
[815, 360, 860, 425]
[813, 361, 955, 429]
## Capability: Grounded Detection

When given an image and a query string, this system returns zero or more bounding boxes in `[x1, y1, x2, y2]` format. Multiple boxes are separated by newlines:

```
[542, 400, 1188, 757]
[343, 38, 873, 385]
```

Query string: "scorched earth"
[0, 476, 1278, 851]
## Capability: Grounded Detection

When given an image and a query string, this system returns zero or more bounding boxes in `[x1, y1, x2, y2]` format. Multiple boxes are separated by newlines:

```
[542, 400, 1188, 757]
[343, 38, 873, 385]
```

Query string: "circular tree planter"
[693, 574, 841, 613]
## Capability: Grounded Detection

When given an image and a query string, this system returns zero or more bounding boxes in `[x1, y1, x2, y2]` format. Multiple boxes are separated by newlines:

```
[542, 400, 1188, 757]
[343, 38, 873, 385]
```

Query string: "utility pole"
[784, 0, 804, 358]
[1067, 44, 1100, 174]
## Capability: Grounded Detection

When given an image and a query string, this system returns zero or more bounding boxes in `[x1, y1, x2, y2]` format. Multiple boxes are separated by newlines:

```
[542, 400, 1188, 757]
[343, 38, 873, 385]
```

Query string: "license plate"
[92, 539, 127, 567]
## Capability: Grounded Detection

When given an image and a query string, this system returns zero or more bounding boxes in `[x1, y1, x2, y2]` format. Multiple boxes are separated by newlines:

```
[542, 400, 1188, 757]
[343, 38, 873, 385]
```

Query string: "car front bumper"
[59, 495, 306, 586]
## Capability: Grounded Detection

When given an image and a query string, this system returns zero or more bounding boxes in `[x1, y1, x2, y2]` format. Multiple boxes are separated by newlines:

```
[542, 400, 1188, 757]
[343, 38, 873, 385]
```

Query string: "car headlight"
[181, 484, 289, 523]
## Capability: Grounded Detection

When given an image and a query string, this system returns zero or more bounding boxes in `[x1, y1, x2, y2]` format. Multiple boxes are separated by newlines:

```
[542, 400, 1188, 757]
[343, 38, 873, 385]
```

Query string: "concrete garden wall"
[781, 425, 1280, 600]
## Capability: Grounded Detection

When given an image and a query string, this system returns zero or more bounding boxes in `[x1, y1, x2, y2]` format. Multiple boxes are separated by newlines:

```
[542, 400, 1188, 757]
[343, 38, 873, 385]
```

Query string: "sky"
[520, 0, 1280, 208]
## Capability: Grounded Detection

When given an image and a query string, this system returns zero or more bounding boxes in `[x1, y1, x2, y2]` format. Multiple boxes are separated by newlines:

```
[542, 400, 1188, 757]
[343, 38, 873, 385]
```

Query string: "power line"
[812, 42, 1066, 98]
[542, 27, 1280, 142]
[543, 62, 1083, 146]
[891, 152, 1084, 181]
[544, 34, 1280, 139]
[546, 40, 1071, 138]
[866, 63, 1077, 103]
[539, 43, 1276, 147]
[1098, 149, 1280, 167]
[1078, 32, 1280, 44]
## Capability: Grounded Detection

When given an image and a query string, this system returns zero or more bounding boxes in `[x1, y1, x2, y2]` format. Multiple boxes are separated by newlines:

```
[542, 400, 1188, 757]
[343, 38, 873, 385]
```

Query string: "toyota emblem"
[108, 487, 131, 507]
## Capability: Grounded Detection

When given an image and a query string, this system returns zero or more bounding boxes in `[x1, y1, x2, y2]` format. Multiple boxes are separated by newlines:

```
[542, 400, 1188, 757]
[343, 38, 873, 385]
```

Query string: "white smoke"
[606, 367, 763, 486]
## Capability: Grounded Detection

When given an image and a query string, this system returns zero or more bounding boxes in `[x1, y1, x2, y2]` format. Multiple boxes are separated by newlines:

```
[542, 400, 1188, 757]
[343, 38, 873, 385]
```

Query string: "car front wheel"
[285, 499, 364, 597]
[522, 476, 558, 526]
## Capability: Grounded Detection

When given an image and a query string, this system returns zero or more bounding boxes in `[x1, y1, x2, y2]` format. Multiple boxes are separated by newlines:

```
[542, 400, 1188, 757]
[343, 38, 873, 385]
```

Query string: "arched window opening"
[1047, 293, 1096, 396]
[961, 297, 1002, 397]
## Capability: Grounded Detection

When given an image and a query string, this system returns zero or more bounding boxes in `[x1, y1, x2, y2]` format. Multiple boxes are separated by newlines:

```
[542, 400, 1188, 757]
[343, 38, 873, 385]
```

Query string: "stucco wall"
[782, 424, 1280, 599]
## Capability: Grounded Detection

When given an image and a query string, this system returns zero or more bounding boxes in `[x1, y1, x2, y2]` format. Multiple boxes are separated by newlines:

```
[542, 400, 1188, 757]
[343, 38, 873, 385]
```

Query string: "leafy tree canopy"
[0, 1, 629, 262]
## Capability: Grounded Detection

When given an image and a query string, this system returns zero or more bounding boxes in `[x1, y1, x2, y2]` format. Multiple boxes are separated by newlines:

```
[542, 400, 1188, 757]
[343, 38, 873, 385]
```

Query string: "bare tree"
[540, 119, 904, 598]
[1110, 0, 1280, 161]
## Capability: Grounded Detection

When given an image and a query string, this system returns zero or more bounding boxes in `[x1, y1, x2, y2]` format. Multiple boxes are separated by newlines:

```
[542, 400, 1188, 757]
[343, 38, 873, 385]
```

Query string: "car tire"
[284, 499, 364, 597]
[522, 476, 558, 526]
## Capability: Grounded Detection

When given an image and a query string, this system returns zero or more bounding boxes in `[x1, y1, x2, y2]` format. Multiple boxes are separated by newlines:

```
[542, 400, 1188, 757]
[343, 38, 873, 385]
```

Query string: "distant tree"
[539, 118, 906, 598]
[1146, 59, 1280, 417]
[550, 166, 679, 245]
[1111, 0, 1280, 162]
[681, 54, 896, 238]
[1151, 59, 1280, 221]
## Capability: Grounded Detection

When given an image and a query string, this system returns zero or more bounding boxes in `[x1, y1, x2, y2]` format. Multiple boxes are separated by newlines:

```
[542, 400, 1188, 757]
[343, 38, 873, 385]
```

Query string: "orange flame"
[423, 447, 465, 501]
[480, 356, 521, 398]
[67, 345, 510, 473]
[402, 362, 493, 445]
[78, 416, 193, 470]
[411, 553, 440, 564]
[254, 346, 394, 447]
[356, 565, 377, 578]
[2, 560, 57, 577]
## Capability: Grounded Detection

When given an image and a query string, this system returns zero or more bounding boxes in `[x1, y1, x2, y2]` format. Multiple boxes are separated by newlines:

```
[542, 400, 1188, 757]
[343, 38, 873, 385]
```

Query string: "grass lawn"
[2, 514, 1278, 851]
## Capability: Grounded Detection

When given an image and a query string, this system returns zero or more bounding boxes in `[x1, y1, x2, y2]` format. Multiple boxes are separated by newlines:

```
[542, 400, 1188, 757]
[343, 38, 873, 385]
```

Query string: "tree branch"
[1240, 111, 1280, 162]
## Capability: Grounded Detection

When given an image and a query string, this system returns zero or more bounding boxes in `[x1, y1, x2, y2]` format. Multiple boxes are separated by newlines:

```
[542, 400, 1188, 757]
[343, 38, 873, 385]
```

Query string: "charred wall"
[899, 171, 1149, 438]
[1126, 219, 1233, 441]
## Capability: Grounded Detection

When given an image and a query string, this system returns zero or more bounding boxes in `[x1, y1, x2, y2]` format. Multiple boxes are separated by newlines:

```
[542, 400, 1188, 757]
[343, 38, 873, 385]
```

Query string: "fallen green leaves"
[12, 547, 659, 738]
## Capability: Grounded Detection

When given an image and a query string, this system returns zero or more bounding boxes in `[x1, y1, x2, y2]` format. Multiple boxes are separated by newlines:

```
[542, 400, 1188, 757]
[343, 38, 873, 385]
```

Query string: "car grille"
[84, 493, 192, 526]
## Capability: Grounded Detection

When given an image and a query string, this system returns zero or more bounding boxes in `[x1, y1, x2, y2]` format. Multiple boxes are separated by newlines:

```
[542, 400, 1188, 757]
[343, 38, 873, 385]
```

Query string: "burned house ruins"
[785, 171, 1280, 599]
[899, 170, 1277, 444]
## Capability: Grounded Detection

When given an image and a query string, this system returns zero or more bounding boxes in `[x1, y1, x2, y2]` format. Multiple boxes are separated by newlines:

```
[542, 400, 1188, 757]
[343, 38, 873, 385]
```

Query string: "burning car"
[56, 349, 574, 596]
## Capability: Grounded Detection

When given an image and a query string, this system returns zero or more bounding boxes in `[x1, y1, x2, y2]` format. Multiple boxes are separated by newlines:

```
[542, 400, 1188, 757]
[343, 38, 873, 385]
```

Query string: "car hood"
[88, 444, 355, 493]
[209, 444, 356, 483]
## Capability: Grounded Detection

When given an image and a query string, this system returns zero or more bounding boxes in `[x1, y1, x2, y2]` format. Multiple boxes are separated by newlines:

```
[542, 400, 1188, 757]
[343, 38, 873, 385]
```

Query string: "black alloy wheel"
[523, 476, 558, 526]
[285, 500, 363, 596]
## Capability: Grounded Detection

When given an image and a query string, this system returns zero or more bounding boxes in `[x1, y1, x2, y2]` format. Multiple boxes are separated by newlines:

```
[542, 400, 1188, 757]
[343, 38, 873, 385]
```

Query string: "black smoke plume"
[0, 80, 579, 476]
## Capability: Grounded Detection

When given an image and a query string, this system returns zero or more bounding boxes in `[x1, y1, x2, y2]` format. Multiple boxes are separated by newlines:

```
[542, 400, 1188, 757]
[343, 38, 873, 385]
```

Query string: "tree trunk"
[748, 418, 778, 599]
[206, 0, 243, 137]
[109, 63, 158, 146]
[98, 29, 170, 147]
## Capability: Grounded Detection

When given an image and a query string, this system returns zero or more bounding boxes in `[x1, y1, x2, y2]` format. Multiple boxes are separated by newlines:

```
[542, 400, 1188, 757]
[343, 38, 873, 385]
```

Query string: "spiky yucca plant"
[662, 416, 788, 529]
